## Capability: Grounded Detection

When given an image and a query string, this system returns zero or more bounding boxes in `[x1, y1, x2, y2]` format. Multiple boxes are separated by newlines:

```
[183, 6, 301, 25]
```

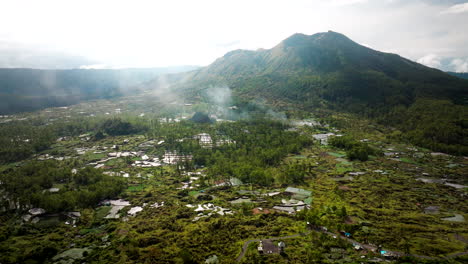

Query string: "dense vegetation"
[166, 31, 468, 155]
[0, 117, 146, 164]
[0, 31, 466, 264]
[0, 106, 466, 263]
[0, 160, 126, 212]
[329, 135, 379, 161]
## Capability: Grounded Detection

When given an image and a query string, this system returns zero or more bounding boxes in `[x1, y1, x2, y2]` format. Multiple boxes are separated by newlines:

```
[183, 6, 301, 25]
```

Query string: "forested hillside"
[0, 67, 198, 114]
[160, 31, 468, 155]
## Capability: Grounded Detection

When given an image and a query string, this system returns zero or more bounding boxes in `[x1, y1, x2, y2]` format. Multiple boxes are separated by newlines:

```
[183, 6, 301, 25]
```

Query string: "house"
[29, 208, 46, 216]
[285, 187, 312, 196]
[312, 133, 341, 145]
[257, 241, 263, 253]
[252, 208, 271, 215]
[259, 239, 279, 254]
[424, 206, 440, 214]
[284, 187, 312, 200]
[163, 151, 192, 164]
[272, 206, 295, 214]
[194, 133, 213, 148]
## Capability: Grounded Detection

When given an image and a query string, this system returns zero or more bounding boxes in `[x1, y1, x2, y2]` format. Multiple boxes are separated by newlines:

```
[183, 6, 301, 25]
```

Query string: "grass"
[189, 190, 200, 196]
[79, 228, 101, 235]
[400, 157, 418, 164]
[291, 155, 307, 159]
[35, 216, 61, 228]
[328, 152, 346, 158]
[335, 164, 354, 174]
[85, 153, 107, 161]
[95, 206, 112, 219]
[127, 184, 147, 192]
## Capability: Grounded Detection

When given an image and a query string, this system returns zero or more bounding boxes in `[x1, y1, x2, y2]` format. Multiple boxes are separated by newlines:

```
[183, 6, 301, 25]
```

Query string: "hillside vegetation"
[163, 31, 468, 155]
[0, 67, 198, 114]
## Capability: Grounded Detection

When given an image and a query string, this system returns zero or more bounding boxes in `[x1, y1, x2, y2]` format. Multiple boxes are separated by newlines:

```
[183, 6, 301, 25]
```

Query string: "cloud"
[79, 64, 110, 69]
[328, 0, 368, 7]
[450, 58, 468, 72]
[0, 0, 467, 70]
[0, 41, 96, 69]
[216, 40, 241, 48]
[441, 3, 468, 14]
[417, 54, 442, 68]
[360, 43, 372, 48]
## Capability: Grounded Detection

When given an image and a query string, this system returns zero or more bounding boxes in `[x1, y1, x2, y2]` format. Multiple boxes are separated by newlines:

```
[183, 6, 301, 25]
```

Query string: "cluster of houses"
[186, 203, 234, 221]
[178, 175, 201, 190]
[162, 151, 193, 164]
[193, 133, 235, 149]
[37, 153, 71, 161]
[21, 208, 81, 226]
[272, 187, 312, 214]
[101, 199, 165, 219]
[312, 133, 342, 145]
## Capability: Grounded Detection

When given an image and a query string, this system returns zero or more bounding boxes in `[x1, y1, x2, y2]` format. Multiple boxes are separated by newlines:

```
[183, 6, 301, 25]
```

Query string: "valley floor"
[0, 97, 466, 264]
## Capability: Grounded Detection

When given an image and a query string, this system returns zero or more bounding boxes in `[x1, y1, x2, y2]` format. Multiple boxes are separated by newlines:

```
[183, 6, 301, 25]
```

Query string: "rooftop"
[285, 187, 312, 196]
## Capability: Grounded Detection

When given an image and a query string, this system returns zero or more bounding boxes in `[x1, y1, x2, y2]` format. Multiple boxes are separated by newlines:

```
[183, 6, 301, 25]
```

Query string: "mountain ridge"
[0, 66, 199, 114]
[160, 31, 468, 154]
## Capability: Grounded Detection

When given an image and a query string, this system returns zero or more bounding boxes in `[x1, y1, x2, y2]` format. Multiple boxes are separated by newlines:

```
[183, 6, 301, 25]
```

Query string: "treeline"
[0, 160, 126, 213]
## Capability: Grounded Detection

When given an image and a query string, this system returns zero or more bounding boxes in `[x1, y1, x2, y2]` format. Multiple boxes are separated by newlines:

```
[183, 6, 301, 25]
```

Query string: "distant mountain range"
[160, 31, 468, 154]
[448, 72, 468, 80]
[0, 66, 198, 114]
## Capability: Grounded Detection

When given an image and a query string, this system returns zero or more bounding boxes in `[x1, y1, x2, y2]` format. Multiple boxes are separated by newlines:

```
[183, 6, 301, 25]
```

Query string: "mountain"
[163, 31, 468, 154]
[448, 72, 468, 80]
[0, 66, 199, 114]
[181, 31, 467, 106]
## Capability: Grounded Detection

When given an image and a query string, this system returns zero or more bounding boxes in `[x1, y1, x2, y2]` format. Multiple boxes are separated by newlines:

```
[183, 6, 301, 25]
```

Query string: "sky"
[0, 0, 467, 71]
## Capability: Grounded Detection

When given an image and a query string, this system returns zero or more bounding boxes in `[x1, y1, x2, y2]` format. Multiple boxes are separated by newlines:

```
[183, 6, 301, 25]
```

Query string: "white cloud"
[360, 43, 372, 48]
[441, 3, 468, 14]
[0, 0, 467, 69]
[79, 64, 108, 69]
[450, 58, 468, 72]
[328, 0, 368, 7]
[417, 54, 442, 68]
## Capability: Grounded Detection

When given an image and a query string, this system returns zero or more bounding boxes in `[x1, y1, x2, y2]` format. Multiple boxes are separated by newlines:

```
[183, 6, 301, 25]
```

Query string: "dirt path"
[236, 228, 468, 262]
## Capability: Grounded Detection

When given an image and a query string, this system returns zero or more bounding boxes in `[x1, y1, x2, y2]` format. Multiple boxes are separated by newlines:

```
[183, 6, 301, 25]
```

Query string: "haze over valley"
[0, 1, 467, 263]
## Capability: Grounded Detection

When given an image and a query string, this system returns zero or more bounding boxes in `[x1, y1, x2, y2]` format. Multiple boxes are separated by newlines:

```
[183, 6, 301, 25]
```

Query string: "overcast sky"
[0, 0, 467, 71]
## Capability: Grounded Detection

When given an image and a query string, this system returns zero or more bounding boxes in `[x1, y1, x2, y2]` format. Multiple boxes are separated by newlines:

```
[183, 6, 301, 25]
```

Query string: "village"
[0, 98, 467, 264]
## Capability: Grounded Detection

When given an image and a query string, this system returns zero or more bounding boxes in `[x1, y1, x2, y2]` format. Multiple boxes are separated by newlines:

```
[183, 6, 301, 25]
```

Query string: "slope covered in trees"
[0, 67, 198, 114]
[162, 31, 468, 155]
